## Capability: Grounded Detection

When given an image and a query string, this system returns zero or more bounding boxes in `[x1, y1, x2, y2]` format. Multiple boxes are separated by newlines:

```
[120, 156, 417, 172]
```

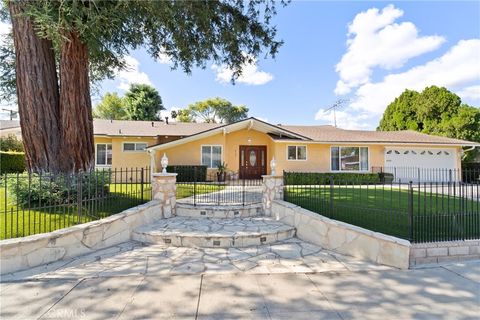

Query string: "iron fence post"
[77, 172, 83, 223]
[329, 176, 334, 216]
[408, 181, 414, 242]
[242, 177, 246, 206]
[141, 167, 144, 202]
[193, 166, 197, 206]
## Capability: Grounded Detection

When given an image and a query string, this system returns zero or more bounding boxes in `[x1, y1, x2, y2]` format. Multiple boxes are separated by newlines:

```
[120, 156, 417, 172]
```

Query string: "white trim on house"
[147, 118, 309, 151]
[286, 145, 308, 161]
[122, 141, 148, 153]
[329, 146, 370, 173]
[95, 143, 112, 167]
[200, 144, 224, 169]
[273, 140, 479, 146]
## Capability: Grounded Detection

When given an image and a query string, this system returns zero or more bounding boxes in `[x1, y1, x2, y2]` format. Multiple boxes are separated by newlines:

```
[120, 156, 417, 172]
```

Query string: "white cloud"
[349, 39, 480, 115]
[335, 4, 445, 95]
[116, 56, 152, 90]
[0, 21, 10, 36]
[212, 57, 273, 85]
[314, 109, 373, 130]
[457, 85, 480, 102]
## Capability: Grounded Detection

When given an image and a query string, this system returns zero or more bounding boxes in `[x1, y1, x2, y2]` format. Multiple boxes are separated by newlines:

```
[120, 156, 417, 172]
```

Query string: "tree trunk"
[59, 31, 94, 172]
[8, 0, 62, 173]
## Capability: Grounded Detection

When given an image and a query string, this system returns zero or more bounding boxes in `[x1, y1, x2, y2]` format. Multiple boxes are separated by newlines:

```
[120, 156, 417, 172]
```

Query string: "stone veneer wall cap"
[273, 199, 411, 247]
[152, 173, 178, 177]
[0, 200, 161, 247]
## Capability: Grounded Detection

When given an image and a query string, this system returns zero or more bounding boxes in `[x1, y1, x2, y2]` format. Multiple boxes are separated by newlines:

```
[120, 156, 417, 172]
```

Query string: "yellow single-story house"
[4, 118, 478, 182]
[137, 117, 475, 182]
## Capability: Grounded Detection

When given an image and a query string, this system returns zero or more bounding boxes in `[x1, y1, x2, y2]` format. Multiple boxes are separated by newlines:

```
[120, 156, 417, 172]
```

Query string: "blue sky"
[2, 2, 479, 128]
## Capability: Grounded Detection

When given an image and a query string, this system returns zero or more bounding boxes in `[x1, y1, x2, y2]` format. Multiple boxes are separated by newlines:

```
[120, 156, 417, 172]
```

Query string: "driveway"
[1, 241, 479, 320]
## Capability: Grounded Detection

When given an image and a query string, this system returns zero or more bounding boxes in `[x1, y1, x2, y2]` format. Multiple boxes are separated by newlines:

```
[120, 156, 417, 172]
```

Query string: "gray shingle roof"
[281, 125, 478, 145]
[93, 119, 221, 137]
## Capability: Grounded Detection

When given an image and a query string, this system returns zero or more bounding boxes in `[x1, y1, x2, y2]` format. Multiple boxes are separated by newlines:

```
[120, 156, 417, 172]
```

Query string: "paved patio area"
[1, 240, 479, 319]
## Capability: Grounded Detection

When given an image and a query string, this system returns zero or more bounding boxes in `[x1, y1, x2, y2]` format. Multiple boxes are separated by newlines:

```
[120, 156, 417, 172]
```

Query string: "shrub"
[284, 171, 381, 185]
[7, 170, 111, 208]
[167, 165, 207, 182]
[0, 135, 24, 152]
[0, 151, 26, 174]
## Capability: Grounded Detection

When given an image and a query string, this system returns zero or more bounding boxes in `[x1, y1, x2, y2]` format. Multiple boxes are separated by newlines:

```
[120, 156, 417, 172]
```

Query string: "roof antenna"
[324, 99, 349, 128]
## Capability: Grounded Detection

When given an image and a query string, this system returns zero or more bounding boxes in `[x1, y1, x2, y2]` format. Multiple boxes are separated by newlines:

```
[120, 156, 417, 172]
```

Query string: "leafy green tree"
[174, 109, 194, 123]
[2, 0, 286, 173]
[378, 86, 480, 161]
[178, 97, 248, 123]
[93, 93, 127, 120]
[124, 84, 164, 121]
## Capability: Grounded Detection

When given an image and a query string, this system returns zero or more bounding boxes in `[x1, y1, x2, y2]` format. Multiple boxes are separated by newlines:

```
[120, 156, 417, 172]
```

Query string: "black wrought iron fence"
[0, 167, 152, 240]
[372, 166, 480, 183]
[172, 166, 263, 206]
[284, 169, 480, 243]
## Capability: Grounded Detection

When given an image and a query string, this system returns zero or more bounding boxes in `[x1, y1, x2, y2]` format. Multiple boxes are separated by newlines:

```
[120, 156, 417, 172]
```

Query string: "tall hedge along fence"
[7, 171, 112, 208]
[284, 171, 394, 185]
[0, 151, 26, 174]
[167, 165, 208, 182]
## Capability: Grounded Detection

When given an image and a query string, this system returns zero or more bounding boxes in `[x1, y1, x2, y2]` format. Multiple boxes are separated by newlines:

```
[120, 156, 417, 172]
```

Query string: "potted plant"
[217, 162, 228, 182]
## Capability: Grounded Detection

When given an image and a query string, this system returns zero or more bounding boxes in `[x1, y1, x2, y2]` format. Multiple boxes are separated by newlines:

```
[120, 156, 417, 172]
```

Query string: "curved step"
[176, 203, 263, 219]
[132, 217, 296, 248]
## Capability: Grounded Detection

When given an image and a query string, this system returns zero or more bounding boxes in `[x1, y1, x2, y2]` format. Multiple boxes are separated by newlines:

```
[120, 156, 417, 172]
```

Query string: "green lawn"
[0, 184, 151, 239]
[285, 185, 479, 242]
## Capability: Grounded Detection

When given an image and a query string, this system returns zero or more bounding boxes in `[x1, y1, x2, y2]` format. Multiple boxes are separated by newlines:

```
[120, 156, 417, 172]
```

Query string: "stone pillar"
[262, 175, 284, 216]
[152, 173, 177, 218]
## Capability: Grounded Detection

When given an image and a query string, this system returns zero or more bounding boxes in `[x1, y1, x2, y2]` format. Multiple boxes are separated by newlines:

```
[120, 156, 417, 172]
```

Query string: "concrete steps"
[132, 217, 296, 248]
[175, 203, 263, 219]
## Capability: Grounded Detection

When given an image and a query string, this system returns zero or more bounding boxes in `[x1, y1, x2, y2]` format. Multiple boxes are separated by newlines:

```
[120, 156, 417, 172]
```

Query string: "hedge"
[284, 171, 391, 185]
[0, 151, 26, 174]
[167, 165, 207, 182]
[8, 171, 111, 208]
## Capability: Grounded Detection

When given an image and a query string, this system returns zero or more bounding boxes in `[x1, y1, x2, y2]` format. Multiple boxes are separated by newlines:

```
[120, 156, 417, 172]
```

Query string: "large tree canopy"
[93, 92, 127, 120]
[2, 0, 286, 173]
[177, 97, 249, 123]
[124, 84, 164, 121]
[93, 85, 164, 121]
[378, 86, 480, 161]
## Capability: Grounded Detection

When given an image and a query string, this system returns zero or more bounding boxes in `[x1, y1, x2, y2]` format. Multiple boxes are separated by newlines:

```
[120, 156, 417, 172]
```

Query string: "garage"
[384, 147, 458, 182]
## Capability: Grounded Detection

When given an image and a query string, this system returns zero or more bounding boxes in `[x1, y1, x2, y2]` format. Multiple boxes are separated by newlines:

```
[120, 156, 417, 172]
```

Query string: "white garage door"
[384, 147, 458, 182]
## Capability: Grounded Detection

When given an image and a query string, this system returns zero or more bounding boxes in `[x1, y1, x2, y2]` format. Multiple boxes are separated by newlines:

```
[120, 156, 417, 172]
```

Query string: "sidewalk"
[1, 241, 478, 319]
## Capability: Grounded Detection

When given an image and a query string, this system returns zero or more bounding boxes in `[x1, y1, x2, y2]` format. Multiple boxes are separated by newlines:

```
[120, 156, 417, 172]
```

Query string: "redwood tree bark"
[8, 0, 62, 173]
[59, 31, 94, 172]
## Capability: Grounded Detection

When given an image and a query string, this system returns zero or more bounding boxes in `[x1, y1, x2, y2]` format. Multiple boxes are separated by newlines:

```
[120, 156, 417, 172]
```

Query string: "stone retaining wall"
[0, 201, 162, 275]
[410, 240, 480, 266]
[271, 200, 411, 269]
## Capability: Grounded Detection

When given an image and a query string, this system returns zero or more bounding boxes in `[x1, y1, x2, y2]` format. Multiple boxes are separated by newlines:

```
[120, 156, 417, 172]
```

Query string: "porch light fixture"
[161, 153, 169, 173]
[247, 138, 252, 144]
[270, 157, 277, 176]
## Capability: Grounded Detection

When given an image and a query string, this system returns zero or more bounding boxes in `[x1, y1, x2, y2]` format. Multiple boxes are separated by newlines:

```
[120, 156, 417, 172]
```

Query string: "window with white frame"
[96, 143, 112, 166]
[201, 145, 222, 168]
[331, 146, 368, 171]
[123, 142, 147, 152]
[287, 145, 307, 160]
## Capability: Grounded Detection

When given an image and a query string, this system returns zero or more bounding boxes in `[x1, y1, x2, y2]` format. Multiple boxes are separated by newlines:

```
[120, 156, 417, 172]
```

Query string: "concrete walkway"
[1, 240, 479, 319]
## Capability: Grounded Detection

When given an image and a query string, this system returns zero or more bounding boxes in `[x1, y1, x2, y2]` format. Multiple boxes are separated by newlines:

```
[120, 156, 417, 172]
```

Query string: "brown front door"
[239, 146, 267, 179]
